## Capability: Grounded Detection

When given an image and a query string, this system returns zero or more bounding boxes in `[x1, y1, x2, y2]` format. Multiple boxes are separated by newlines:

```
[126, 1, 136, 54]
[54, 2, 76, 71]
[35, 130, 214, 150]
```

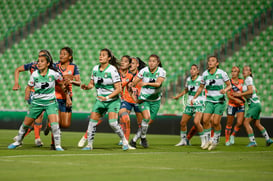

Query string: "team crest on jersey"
[126, 78, 129, 82]
[196, 82, 199, 86]
[104, 73, 108, 78]
[48, 76, 52, 82]
[34, 78, 38, 83]
[216, 75, 219, 79]
[68, 70, 72, 75]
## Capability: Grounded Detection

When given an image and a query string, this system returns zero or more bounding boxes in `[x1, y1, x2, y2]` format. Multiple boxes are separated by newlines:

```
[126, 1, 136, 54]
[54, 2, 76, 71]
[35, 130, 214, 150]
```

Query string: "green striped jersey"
[201, 68, 230, 103]
[243, 76, 260, 104]
[138, 66, 166, 101]
[91, 64, 121, 101]
[28, 69, 62, 105]
[185, 75, 205, 106]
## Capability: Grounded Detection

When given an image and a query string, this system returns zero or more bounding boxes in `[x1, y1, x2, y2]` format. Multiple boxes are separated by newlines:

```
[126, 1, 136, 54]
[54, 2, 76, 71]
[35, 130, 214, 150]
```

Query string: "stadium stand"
[0, 0, 59, 40]
[0, 0, 272, 116]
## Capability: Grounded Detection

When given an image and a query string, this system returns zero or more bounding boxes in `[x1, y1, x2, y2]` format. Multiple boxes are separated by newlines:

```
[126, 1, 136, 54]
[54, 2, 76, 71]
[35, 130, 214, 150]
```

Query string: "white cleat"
[202, 140, 212, 150]
[128, 145, 136, 150]
[78, 136, 87, 147]
[208, 142, 217, 151]
[35, 138, 43, 147]
[175, 140, 187, 146]
[229, 135, 235, 144]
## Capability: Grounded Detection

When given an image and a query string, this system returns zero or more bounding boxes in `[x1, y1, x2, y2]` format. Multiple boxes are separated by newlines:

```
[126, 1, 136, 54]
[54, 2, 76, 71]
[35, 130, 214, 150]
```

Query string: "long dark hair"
[133, 57, 146, 71]
[101, 48, 120, 70]
[122, 55, 132, 64]
[244, 65, 253, 77]
[39, 49, 53, 62]
[61, 47, 73, 62]
[38, 53, 59, 72]
[149, 54, 162, 67]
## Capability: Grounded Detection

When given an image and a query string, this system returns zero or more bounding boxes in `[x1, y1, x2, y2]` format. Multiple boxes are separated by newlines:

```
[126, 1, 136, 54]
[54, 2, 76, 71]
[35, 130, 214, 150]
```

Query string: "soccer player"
[129, 54, 166, 148]
[173, 64, 206, 148]
[233, 66, 273, 147]
[191, 56, 231, 150]
[81, 48, 129, 151]
[118, 55, 134, 142]
[225, 66, 245, 146]
[8, 54, 69, 151]
[12, 50, 53, 147]
[55, 47, 81, 128]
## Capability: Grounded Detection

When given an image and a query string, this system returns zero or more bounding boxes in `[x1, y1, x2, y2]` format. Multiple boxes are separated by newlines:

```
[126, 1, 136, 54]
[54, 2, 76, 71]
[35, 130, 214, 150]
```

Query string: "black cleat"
[44, 126, 50, 136]
[50, 144, 56, 150]
[129, 139, 137, 148]
[141, 138, 149, 148]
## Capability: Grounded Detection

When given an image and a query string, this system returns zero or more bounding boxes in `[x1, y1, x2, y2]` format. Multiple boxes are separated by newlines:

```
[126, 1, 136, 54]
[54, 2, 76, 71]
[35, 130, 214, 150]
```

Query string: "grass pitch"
[0, 129, 273, 181]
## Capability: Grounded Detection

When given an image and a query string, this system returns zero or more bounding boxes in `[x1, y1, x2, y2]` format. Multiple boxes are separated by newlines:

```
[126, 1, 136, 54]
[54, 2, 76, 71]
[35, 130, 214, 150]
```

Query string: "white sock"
[87, 120, 98, 146]
[140, 119, 149, 138]
[133, 127, 141, 142]
[51, 123, 61, 147]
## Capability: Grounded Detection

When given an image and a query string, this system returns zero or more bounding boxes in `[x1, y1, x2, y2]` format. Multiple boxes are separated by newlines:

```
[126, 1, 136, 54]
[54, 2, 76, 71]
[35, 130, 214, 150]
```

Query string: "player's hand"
[66, 98, 72, 107]
[97, 96, 107, 101]
[12, 84, 21, 90]
[81, 84, 88, 90]
[172, 96, 179, 100]
[220, 89, 226, 94]
[190, 99, 195, 105]
[233, 92, 241, 97]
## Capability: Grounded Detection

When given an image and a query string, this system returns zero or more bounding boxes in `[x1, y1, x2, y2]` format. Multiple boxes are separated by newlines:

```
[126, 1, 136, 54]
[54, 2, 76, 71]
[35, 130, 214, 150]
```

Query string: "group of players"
[7, 47, 272, 151]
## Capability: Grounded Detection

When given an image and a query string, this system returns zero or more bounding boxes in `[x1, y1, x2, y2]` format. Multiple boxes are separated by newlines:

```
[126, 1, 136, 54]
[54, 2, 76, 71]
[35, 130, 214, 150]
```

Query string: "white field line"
[0, 150, 273, 159]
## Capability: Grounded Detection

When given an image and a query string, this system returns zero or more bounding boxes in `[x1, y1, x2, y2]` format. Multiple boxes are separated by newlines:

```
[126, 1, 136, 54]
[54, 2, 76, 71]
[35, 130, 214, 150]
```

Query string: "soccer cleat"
[35, 138, 43, 147]
[8, 142, 22, 149]
[118, 140, 123, 146]
[208, 142, 217, 150]
[246, 142, 257, 147]
[128, 145, 136, 150]
[44, 125, 50, 136]
[140, 138, 149, 148]
[122, 144, 129, 151]
[202, 140, 212, 150]
[129, 139, 137, 148]
[82, 146, 93, 150]
[186, 139, 191, 146]
[50, 144, 56, 150]
[175, 140, 187, 146]
[78, 136, 87, 147]
[225, 141, 231, 146]
[55, 146, 64, 151]
[266, 139, 273, 147]
[229, 135, 235, 144]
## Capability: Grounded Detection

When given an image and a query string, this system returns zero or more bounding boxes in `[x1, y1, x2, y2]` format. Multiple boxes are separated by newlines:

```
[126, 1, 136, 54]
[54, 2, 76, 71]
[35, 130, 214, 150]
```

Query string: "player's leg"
[107, 99, 130, 150]
[253, 119, 273, 146]
[57, 99, 72, 128]
[119, 103, 132, 141]
[230, 110, 244, 144]
[244, 117, 257, 147]
[193, 111, 206, 148]
[8, 103, 42, 149]
[78, 117, 103, 147]
[46, 102, 63, 151]
[208, 103, 225, 150]
[175, 112, 192, 146]
[34, 112, 44, 147]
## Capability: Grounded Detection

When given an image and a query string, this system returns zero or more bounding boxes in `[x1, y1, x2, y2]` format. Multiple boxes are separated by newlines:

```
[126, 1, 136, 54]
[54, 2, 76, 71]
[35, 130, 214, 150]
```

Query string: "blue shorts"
[57, 99, 72, 113]
[226, 105, 245, 116]
[120, 100, 141, 113]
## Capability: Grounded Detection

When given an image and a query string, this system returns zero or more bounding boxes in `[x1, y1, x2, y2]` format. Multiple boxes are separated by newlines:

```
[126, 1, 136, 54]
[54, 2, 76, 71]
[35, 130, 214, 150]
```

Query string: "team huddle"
[7, 48, 272, 151]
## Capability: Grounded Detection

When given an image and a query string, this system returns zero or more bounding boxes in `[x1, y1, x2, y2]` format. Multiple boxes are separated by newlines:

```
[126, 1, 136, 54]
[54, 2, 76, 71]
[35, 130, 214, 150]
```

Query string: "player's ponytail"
[134, 57, 146, 71]
[101, 48, 120, 70]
